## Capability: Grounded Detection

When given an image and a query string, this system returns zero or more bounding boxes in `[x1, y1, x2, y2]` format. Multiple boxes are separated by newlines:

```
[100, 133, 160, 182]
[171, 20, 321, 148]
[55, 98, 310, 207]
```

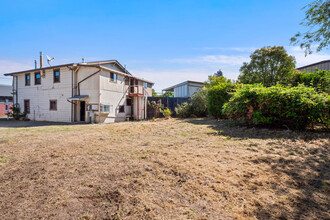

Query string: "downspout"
[67, 66, 77, 123]
[71, 68, 74, 122]
[16, 76, 18, 106]
[98, 71, 101, 123]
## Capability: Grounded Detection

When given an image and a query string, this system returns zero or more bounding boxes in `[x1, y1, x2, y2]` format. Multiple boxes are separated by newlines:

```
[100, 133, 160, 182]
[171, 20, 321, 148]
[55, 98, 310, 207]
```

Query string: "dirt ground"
[0, 118, 329, 219]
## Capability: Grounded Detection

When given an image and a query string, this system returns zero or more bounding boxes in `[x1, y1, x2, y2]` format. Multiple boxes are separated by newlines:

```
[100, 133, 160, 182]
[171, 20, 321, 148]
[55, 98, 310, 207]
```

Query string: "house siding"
[14, 67, 72, 122]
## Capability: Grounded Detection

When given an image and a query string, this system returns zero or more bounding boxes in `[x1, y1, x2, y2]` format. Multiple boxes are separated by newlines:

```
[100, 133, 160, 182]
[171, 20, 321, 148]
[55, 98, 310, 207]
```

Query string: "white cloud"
[195, 47, 256, 52]
[286, 46, 330, 67]
[0, 60, 33, 85]
[166, 54, 249, 66]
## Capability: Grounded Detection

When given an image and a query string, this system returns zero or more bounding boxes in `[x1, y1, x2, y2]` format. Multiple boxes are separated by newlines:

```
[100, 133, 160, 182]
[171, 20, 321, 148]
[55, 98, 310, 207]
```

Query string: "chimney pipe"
[40, 52, 43, 68]
[34, 60, 37, 69]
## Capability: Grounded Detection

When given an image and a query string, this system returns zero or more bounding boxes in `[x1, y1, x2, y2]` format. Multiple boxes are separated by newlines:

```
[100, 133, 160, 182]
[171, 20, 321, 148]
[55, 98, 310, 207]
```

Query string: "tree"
[290, 0, 330, 54]
[152, 89, 159, 97]
[214, 69, 223, 77]
[238, 46, 296, 87]
[162, 91, 173, 97]
[204, 75, 230, 88]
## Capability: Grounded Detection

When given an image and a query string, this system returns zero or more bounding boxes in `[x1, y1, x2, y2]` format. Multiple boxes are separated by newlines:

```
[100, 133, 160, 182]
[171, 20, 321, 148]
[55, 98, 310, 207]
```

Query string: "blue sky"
[1, 0, 330, 92]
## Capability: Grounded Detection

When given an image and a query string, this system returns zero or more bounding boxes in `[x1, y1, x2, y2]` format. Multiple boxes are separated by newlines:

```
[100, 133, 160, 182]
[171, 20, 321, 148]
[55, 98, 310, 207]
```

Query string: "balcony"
[128, 85, 144, 97]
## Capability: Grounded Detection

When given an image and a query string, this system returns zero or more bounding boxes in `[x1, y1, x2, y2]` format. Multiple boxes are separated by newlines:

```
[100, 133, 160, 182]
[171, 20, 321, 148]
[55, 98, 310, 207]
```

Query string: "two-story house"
[4, 58, 153, 123]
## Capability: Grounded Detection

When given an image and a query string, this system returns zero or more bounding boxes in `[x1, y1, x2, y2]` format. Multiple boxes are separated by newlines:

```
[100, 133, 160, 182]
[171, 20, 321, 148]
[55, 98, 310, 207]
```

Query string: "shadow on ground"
[184, 117, 330, 219]
[184, 117, 329, 141]
[0, 118, 83, 128]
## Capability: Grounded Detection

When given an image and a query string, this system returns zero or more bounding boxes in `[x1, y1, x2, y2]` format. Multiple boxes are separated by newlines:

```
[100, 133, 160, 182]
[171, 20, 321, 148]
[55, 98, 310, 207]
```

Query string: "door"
[80, 101, 85, 121]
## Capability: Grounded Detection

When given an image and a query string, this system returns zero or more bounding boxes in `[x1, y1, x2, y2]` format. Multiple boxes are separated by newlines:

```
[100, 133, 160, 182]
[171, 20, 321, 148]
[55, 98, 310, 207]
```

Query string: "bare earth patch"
[0, 118, 329, 219]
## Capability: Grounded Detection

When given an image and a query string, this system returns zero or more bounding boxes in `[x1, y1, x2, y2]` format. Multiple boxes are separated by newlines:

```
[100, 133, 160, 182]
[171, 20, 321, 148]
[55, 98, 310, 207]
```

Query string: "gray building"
[163, 81, 204, 98]
[297, 60, 330, 72]
[0, 84, 13, 115]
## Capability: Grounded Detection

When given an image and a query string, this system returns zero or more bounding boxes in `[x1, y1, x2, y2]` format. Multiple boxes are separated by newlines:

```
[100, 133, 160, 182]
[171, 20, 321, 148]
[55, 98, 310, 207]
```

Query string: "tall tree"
[238, 46, 296, 87]
[214, 69, 223, 77]
[290, 0, 330, 54]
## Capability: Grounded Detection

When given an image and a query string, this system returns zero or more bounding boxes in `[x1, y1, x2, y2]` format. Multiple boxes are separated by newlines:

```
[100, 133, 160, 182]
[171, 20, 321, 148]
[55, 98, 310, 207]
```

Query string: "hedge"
[207, 80, 235, 118]
[222, 84, 329, 130]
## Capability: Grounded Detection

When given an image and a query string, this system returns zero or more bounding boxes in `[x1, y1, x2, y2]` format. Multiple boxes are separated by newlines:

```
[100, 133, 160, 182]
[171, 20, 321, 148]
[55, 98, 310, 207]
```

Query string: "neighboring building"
[162, 81, 204, 98]
[0, 85, 13, 116]
[4, 59, 153, 123]
[297, 60, 330, 72]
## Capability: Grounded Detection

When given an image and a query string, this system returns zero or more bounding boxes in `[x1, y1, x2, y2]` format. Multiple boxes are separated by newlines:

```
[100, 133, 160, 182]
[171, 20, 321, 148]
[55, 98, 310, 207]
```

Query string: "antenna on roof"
[46, 55, 55, 66]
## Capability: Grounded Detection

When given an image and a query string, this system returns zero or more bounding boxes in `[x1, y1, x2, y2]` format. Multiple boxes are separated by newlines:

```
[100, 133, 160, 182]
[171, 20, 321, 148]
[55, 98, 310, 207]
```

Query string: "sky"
[1, 0, 330, 92]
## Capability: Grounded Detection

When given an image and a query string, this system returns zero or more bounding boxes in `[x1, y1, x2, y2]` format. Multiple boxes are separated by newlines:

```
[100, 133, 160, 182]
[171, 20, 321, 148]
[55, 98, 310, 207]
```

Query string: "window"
[53, 69, 60, 83]
[126, 99, 132, 106]
[49, 100, 57, 111]
[25, 73, 30, 86]
[125, 77, 129, 85]
[110, 72, 117, 82]
[119, 105, 125, 113]
[35, 72, 41, 85]
[101, 104, 113, 113]
[24, 99, 30, 113]
[135, 79, 138, 85]
[143, 82, 148, 88]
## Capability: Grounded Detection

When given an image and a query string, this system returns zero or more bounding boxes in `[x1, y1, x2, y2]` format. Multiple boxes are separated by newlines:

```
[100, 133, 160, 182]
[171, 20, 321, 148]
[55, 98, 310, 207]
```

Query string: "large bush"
[207, 79, 235, 118]
[175, 89, 208, 118]
[288, 69, 330, 94]
[222, 84, 329, 130]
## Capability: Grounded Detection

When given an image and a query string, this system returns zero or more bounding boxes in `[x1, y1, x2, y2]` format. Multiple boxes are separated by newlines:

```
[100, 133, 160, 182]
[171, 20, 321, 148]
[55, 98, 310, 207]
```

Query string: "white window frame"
[100, 104, 113, 113]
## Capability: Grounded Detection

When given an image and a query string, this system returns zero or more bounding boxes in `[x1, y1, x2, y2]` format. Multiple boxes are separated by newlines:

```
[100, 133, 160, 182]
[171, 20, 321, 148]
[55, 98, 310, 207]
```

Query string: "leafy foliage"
[148, 100, 164, 118]
[175, 102, 191, 118]
[175, 89, 208, 118]
[222, 84, 329, 130]
[160, 108, 172, 118]
[288, 69, 330, 94]
[162, 91, 174, 97]
[207, 79, 235, 118]
[290, 0, 330, 54]
[214, 69, 223, 78]
[152, 89, 159, 97]
[238, 46, 296, 87]
[7, 106, 27, 120]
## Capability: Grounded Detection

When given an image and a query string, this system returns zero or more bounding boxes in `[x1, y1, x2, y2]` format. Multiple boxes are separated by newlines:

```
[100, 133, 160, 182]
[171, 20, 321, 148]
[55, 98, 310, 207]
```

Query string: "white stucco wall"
[99, 70, 127, 123]
[14, 67, 72, 122]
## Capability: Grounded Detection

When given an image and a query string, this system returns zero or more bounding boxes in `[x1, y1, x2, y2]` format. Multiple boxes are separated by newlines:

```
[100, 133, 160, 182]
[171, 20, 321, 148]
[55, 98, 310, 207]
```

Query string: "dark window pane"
[24, 100, 30, 113]
[119, 105, 125, 113]
[25, 74, 30, 86]
[54, 69, 60, 83]
[50, 100, 57, 110]
[35, 72, 41, 85]
[126, 99, 132, 106]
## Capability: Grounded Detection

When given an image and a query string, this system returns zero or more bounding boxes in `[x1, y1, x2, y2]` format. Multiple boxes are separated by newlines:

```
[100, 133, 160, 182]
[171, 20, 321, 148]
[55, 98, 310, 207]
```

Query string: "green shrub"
[190, 89, 207, 117]
[207, 80, 235, 118]
[7, 105, 27, 120]
[160, 108, 172, 118]
[148, 100, 164, 118]
[288, 69, 330, 94]
[175, 89, 207, 118]
[222, 84, 329, 130]
[175, 102, 192, 118]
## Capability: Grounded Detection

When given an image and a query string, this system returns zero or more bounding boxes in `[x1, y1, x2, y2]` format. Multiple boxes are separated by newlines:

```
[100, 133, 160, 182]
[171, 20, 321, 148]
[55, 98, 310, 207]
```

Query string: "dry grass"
[0, 118, 329, 219]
